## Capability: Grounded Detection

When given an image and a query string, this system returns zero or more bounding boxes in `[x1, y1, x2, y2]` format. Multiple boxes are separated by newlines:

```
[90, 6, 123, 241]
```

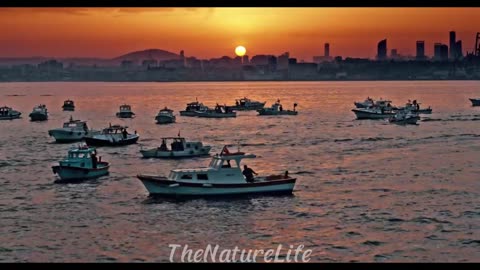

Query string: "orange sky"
[0, 8, 479, 60]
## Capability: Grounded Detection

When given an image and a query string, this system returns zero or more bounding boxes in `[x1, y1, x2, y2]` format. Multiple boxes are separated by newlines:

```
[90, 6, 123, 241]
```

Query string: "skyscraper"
[416, 41, 425, 60]
[324, 43, 330, 57]
[377, 39, 387, 61]
[455, 40, 463, 59]
[434, 43, 448, 61]
[449, 31, 456, 59]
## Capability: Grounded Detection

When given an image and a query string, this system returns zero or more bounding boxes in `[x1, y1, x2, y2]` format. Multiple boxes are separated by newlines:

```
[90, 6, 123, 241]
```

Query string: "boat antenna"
[237, 140, 241, 153]
[69, 115, 73, 121]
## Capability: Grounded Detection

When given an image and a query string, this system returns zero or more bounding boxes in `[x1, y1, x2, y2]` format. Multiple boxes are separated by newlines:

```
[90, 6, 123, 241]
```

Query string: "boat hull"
[116, 112, 135, 118]
[48, 129, 87, 142]
[195, 112, 236, 118]
[140, 146, 211, 158]
[257, 110, 298, 116]
[352, 109, 395, 119]
[226, 103, 266, 111]
[389, 116, 420, 125]
[52, 163, 109, 181]
[29, 113, 48, 121]
[469, 98, 480, 106]
[137, 175, 296, 197]
[84, 135, 139, 146]
[62, 106, 75, 111]
[179, 111, 201, 117]
[155, 115, 176, 124]
[0, 112, 21, 120]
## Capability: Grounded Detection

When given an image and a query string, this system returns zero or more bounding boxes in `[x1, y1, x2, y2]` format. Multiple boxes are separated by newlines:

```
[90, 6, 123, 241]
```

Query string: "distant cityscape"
[1, 31, 480, 82]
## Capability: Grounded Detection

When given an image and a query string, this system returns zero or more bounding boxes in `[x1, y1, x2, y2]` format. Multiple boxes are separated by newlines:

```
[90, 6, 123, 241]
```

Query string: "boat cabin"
[159, 107, 174, 114]
[63, 100, 74, 106]
[157, 137, 204, 152]
[63, 119, 88, 130]
[0, 106, 13, 116]
[59, 145, 99, 168]
[185, 101, 207, 112]
[119, 104, 132, 112]
[168, 150, 256, 183]
[102, 124, 130, 134]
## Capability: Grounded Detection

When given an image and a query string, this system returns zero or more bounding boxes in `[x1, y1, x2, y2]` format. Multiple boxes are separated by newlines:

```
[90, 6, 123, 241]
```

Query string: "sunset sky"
[0, 8, 479, 60]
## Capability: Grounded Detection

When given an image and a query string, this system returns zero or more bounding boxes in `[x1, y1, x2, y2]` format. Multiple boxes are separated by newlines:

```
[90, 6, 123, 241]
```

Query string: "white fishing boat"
[48, 116, 97, 142]
[396, 100, 432, 114]
[137, 146, 297, 197]
[179, 100, 209, 117]
[62, 99, 75, 111]
[0, 106, 21, 120]
[116, 104, 135, 118]
[155, 107, 176, 124]
[388, 110, 420, 125]
[140, 137, 211, 158]
[352, 107, 396, 119]
[195, 104, 236, 118]
[226, 97, 266, 111]
[354, 97, 375, 108]
[29, 104, 48, 121]
[84, 124, 139, 146]
[52, 144, 109, 182]
[257, 100, 298, 116]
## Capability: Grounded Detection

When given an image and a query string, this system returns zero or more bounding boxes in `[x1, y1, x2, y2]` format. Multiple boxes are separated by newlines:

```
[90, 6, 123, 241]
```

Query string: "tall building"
[277, 52, 290, 70]
[455, 40, 463, 59]
[242, 55, 249, 65]
[434, 43, 448, 61]
[449, 31, 456, 59]
[324, 43, 330, 57]
[377, 39, 387, 61]
[416, 41, 425, 60]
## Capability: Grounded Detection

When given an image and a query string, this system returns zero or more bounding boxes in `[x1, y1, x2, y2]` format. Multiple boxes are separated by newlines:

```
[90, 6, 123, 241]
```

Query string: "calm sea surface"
[0, 81, 479, 262]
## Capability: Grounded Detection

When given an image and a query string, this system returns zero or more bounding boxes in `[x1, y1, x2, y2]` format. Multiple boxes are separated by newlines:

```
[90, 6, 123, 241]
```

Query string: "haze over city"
[1, 7, 480, 60]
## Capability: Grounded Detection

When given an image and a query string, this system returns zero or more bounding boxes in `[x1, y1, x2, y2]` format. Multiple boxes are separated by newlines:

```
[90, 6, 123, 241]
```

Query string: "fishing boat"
[388, 110, 420, 125]
[48, 116, 97, 142]
[84, 124, 139, 146]
[62, 99, 75, 111]
[155, 107, 176, 124]
[257, 100, 298, 116]
[140, 137, 211, 158]
[469, 98, 480, 106]
[0, 106, 21, 120]
[52, 144, 109, 182]
[352, 107, 396, 119]
[116, 104, 135, 118]
[195, 104, 236, 118]
[179, 100, 209, 117]
[396, 100, 432, 114]
[29, 104, 48, 121]
[354, 97, 375, 108]
[137, 146, 297, 197]
[226, 97, 266, 111]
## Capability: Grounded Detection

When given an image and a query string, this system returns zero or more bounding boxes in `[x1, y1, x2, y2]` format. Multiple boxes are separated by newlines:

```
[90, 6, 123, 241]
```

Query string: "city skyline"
[1, 8, 480, 60]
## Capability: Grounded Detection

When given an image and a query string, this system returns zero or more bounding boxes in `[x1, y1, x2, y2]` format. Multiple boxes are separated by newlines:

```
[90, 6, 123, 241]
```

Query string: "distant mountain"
[0, 49, 182, 67]
[112, 49, 181, 64]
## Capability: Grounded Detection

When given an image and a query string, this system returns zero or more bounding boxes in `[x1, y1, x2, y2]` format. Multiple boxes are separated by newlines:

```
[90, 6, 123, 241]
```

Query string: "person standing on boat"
[243, 165, 258, 183]
[122, 128, 128, 139]
[91, 150, 98, 169]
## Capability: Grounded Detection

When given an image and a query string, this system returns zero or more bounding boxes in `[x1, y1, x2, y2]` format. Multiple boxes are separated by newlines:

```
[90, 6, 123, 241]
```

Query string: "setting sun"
[235, 46, 246, 57]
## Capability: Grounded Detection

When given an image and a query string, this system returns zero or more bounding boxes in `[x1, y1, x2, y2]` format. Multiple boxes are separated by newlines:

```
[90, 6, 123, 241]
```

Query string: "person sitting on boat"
[279, 105, 283, 111]
[235, 100, 239, 106]
[243, 165, 258, 183]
